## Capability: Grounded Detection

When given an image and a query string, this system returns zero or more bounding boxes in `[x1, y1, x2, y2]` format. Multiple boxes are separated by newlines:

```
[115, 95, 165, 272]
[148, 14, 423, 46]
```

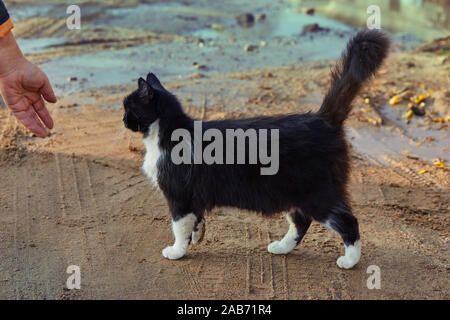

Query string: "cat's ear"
[138, 77, 154, 101]
[146, 73, 167, 92]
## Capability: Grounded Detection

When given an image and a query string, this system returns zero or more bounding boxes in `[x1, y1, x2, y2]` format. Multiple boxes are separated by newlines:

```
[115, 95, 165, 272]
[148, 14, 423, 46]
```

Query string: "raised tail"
[318, 30, 390, 127]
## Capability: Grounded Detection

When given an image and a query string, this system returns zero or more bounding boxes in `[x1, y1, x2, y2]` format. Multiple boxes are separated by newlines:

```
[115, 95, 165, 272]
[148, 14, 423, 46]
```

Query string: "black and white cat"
[123, 30, 389, 269]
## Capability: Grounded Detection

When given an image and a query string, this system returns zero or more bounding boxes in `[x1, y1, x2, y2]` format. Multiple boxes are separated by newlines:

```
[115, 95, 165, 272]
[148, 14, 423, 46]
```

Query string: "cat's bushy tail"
[318, 30, 390, 127]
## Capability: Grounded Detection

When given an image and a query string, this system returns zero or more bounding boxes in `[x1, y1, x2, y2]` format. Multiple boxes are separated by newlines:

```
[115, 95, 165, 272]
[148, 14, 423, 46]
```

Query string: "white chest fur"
[142, 120, 161, 188]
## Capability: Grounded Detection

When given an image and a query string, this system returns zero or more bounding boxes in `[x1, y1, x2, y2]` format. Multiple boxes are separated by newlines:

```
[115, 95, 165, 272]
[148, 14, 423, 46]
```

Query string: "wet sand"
[0, 0, 449, 299]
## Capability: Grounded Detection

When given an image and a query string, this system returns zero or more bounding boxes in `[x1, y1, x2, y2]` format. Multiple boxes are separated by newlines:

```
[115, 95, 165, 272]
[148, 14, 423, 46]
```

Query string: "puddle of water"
[348, 104, 450, 164]
[41, 30, 351, 97]
[96, 2, 353, 39]
[96, 2, 217, 35]
[8, 3, 105, 22]
[267, 10, 352, 37]
[17, 38, 68, 54]
[41, 42, 193, 96]
[34, 2, 357, 96]
[192, 9, 353, 40]
[379, 103, 448, 141]
[298, 0, 450, 41]
[8, 4, 58, 22]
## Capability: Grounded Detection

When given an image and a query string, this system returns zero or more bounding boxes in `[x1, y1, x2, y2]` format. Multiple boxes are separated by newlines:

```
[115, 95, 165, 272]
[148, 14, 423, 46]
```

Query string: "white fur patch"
[162, 213, 197, 260]
[142, 120, 161, 188]
[268, 213, 298, 254]
[336, 240, 361, 269]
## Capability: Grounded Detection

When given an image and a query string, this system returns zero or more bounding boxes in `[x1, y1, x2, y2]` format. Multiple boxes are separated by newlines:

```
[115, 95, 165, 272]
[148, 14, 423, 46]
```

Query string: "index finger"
[39, 76, 57, 104]
[33, 97, 54, 130]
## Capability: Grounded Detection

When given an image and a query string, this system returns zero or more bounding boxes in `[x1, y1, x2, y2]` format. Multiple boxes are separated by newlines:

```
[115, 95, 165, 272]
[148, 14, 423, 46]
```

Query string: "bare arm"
[0, 5, 56, 138]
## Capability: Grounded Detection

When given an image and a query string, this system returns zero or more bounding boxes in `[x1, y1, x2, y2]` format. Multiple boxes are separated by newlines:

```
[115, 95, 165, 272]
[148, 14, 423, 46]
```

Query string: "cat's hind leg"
[322, 205, 361, 269]
[162, 213, 197, 260]
[268, 209, 312, 255]
[191, 217, 205, 245]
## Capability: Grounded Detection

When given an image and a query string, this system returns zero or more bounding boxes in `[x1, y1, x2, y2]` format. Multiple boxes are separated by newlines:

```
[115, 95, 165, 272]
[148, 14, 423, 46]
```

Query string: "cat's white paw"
[336, 241, 361, 269]
[162, 246, 186, 260]
[191, 221, 205, 245]
[268, 241, 293, 255]
[336, 255, 357, 269]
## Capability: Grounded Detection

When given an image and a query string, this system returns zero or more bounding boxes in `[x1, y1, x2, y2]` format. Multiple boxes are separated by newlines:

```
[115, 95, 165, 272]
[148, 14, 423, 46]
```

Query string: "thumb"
[40, 76, 57, 103]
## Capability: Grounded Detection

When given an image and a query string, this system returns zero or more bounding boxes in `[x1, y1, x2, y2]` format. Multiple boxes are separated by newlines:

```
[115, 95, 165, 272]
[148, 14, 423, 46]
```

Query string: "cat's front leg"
[162, 213, 197, 260]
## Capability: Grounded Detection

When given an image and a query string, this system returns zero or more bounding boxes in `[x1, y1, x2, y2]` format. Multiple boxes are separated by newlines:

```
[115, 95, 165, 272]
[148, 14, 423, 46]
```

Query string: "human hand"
[0, 32, 56, 138]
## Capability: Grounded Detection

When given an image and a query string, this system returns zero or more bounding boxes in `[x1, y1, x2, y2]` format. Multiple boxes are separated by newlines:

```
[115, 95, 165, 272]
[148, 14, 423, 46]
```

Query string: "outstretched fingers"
[33, 97, 54, 130]
[12, 99, 47, 138]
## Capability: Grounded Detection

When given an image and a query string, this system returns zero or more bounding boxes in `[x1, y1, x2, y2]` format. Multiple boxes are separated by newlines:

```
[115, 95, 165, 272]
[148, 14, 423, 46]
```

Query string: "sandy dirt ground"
[0, 0, 449, 300]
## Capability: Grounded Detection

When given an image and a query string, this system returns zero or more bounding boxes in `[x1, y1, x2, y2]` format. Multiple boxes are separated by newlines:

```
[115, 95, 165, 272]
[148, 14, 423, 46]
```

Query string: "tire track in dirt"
[244, 221, 285, 299]
[265, 219, 290, 299]
[54, 153, 67, 218]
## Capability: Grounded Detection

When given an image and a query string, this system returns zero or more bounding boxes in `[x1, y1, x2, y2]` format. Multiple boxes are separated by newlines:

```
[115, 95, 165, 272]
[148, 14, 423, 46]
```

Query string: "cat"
[123, 30, 389, 269]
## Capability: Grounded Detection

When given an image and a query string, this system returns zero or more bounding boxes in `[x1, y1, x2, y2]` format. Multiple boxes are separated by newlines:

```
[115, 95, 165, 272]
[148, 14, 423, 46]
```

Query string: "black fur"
[123, 30, 389, 251]
[319, 30, 390, 127]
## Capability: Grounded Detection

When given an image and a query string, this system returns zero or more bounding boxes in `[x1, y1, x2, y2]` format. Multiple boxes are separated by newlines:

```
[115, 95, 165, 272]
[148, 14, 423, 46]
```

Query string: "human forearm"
[0, 0, 22, 76]
[0, 31, 25, 76]
[0, 0, 13, 37]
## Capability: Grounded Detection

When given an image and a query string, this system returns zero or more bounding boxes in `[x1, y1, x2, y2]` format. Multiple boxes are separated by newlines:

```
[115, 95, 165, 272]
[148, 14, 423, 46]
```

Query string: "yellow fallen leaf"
[412, 90, 434, 104]
[367, 169, 374, 174]
[364, 98, 370, 104]
[433, 159, 446, 168]
[417, 142, 421, 147]
[389, 95, 401, 105]
[361, 107, 372, 112]
[367, 118, 378, 126]
[418, 170, 428, 174]
[401, 109, 413, 119]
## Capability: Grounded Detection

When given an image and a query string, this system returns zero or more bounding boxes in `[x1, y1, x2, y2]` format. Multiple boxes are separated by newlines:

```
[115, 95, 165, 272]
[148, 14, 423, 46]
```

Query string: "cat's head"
[123, 73, 173, 133]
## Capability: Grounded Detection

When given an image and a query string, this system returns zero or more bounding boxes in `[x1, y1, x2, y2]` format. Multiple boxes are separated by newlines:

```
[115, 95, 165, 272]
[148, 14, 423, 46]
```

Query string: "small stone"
[244, 44, 258, 52]
[67, 76, 78, 82]
[302, 23, 329, 34]
[211, 23, 224, 32]
[306, 8, 315, 15]
[236, 13, 255, 28]
[411, 105, 426, 116]
[195, 64, 208, 70]
[257, 13, 266, 21]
